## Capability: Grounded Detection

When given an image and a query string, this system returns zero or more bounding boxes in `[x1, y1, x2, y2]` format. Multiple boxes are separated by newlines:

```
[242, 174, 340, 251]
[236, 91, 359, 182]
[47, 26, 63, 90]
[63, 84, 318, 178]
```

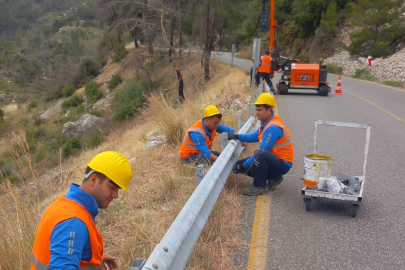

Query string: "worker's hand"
[233, 164, 246, 174]
[102, 253, 118, 270]
[228, 133, 239, 140]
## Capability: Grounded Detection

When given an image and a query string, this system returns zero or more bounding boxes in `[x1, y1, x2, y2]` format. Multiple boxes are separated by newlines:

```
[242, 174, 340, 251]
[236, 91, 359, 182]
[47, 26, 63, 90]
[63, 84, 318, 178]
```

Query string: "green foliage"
[383, 81, 404, 88]
[88, 109, 104, 117]
[25, 127, 46, 141]
[113, 45, 128, 63]
[112, 80, 155, 121]
[0, 162, 13, 177]
[108, 74, 122, 90]
[62, 137, 82, 158]
[77, 2, 96, 20]
[77, 56, 101, 84]
[327, 64, 343, 75]
[62, 95, 83, 108]
[7, 174, 20, 184]
[27, 101, 37, 112]
[85, 132, 105, 148]
[33, 115, 42, 126]
[315, 2, 338, 51]
[347, 0, 405, 57]
[84, 80, 103, 103]
[62, 83, 76, 97]
[353, 68, 374, 80]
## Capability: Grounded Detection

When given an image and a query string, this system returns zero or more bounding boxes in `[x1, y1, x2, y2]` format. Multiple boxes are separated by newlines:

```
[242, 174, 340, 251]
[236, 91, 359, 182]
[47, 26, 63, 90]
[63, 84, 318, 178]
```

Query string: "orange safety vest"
[31, 197, 103, 270]
[257, 55, 271, 74]
[179, 119, 216, 159]
[258, 115, 294, 163]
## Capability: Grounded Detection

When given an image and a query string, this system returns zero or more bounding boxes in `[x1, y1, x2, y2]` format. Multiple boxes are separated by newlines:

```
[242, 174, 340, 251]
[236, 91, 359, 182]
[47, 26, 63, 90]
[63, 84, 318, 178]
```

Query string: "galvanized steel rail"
[139, 116, 258, 270]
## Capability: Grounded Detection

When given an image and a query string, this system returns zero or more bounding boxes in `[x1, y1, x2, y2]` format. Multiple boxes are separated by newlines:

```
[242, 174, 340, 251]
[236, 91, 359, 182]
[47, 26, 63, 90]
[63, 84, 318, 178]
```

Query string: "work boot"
[270, 87, 275, 93]
[268, 176, 284, 191]
[243, 185, 270, 196]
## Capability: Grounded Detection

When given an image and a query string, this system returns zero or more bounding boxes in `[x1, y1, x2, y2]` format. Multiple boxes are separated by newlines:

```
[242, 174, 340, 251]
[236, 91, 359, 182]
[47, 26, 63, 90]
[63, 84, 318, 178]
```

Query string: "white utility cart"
[302, 120, 371, 217]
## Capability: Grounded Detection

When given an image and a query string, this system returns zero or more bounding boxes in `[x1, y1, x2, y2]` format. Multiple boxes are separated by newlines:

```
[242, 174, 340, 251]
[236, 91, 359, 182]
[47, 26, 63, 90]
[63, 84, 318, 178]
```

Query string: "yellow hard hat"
[87, 151, 133, 193]
[254, 93, 276, 107]
[203, 105, 221, 118]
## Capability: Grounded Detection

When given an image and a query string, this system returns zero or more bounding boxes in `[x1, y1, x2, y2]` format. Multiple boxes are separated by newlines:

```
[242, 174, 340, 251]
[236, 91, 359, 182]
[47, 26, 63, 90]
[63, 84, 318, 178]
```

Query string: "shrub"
[27, 101, 37, 112]
[25, 127, 46, 141]
[112, 80, 154, 121]
[7, 174, 20, 184]
[85, 80, 103, 103]
[383, 81, 404, 88]
[33, 115, 42, 126]
[86, 132, 104, 148]
[0, 162, 12, 177]
[78, 56, 101, 83]
[353, 68, 374, 80]
[62, 95, 83, 108]
[62, 83, 76, 97]
[62, 137, 82, 158]
[88, 109, 103, 117]
[327, 64, 343, 75]
[112, 45, 128, 63]
[108, 74, 122, 90]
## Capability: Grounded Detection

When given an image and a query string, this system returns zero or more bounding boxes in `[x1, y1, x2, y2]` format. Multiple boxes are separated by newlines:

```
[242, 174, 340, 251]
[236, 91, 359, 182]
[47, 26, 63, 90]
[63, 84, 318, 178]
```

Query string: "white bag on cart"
[318, 176, 346, 193]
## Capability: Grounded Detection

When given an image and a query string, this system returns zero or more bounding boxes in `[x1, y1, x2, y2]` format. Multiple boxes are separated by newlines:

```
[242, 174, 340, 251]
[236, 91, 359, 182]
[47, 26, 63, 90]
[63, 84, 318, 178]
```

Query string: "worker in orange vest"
[256, 50, 275, 92]
[228, 93, 294, 196]
[179, 105, 236, 164]
[31, 151, 133, 270]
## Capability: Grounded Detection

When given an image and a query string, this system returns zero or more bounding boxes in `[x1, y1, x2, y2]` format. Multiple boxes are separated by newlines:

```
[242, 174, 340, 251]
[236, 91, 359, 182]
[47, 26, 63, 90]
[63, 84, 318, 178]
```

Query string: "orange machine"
[266, 0, 331, 96]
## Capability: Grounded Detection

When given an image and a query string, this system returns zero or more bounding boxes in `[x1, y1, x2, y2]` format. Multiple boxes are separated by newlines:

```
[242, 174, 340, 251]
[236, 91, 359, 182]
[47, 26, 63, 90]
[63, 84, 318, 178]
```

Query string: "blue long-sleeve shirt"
[49, 184, 99, 269]
[238, 115, 293, 169]
[189, 118, 236, 158]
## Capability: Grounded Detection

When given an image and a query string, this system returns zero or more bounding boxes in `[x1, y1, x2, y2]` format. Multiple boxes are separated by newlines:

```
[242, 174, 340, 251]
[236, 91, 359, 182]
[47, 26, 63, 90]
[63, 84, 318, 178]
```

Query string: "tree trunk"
[203, 2, 210, 81]
[133, 28, 139, 48]
[178, 0, 182, 55]
[143, 0, 153, 55]
[161, 0, 185, 102]
[169, 0, 174, 63]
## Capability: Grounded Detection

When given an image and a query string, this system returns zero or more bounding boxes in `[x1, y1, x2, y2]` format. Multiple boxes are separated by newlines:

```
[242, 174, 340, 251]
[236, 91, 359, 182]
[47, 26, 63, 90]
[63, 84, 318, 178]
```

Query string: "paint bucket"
[303, 154, 333, 188]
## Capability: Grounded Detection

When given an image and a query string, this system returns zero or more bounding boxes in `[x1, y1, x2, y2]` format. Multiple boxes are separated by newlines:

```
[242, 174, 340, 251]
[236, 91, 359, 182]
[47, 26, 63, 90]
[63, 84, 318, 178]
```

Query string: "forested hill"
[0, 0, 404, 105]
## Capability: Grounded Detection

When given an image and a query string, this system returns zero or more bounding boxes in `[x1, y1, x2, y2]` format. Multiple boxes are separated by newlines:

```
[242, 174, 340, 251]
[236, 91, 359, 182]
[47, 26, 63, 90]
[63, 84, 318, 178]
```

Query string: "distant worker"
[31, 151, 133, 270]
[228, 93, 293, 196]
[179, 105, 236, 165]
[250, 58, 259, 88]
[256, 50, 275, 92]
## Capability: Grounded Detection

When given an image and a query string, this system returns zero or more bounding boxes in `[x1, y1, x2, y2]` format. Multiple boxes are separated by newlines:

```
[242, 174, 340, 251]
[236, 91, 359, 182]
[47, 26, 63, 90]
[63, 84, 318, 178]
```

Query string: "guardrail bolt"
[163, 246, 168, 252]
[153, 263, 159, 269]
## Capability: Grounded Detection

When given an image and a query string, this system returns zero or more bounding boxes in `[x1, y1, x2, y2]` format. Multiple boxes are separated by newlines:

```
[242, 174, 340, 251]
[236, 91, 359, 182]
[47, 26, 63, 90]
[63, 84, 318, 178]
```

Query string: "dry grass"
[0, 55, 255, 269]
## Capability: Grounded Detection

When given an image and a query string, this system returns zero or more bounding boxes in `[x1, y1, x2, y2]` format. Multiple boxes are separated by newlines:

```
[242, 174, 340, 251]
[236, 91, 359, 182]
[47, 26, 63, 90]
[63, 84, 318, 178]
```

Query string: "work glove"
[233, 163, 246, 174]
[228, 133, 239, 140]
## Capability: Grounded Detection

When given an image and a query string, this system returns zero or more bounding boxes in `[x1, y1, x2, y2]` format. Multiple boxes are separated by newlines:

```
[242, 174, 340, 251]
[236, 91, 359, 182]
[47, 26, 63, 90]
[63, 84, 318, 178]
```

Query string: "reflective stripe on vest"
[258, 115, 294, 163]
[179, 120, 216, 159]
[257, 55, 271, 73]
[31, 197, 104, 270]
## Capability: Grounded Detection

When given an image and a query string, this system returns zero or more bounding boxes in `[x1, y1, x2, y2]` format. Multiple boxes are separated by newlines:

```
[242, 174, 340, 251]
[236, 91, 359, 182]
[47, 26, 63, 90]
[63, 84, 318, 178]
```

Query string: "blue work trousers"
[184, 151, 220, 165]
[236, 149, 290, 187]
[257, 72, 273, 88]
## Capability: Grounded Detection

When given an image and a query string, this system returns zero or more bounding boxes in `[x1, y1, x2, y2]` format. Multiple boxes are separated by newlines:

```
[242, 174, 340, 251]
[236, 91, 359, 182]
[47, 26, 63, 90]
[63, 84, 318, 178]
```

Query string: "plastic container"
[303, 154, 333, 188]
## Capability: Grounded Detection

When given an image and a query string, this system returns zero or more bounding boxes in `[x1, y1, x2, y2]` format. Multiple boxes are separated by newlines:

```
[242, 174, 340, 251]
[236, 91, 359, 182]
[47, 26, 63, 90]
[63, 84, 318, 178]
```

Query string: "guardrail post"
[221, 133, 228, 150]
[195, 164, 205, 186]
[259, 78, 264, 94]
[247, 102, 251, 117]
[238, 113, 243, 130]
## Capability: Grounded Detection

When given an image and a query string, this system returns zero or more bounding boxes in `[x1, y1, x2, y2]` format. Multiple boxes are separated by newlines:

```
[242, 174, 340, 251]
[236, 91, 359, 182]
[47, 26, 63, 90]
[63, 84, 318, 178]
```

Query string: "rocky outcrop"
[324, 48, 405, 83]
[62, 114, 103, 138]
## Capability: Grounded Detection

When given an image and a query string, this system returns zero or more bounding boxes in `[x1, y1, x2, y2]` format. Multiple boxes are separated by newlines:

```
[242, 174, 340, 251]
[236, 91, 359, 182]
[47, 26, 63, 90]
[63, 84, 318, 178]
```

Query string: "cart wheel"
[303, 198, 312, 211]
[351, 204, 359, 217]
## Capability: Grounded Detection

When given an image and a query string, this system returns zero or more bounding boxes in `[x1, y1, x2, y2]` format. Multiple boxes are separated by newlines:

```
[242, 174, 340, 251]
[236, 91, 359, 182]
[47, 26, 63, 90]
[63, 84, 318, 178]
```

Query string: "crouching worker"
[31, 151, 133, 270]
[228, 93, 294, 196]
[179, 105, 236, 165]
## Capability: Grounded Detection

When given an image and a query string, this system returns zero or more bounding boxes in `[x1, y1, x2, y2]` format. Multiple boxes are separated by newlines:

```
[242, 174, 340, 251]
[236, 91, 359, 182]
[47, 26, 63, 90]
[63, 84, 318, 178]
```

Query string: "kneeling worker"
[228, 93, 294, 196]
[179, 105, 236, 164]
[31, 151, 133, 270]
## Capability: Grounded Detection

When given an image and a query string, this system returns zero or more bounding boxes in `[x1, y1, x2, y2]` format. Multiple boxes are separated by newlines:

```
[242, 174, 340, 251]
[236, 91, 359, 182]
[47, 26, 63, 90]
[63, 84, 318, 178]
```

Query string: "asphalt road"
[216, 52, 405, 269]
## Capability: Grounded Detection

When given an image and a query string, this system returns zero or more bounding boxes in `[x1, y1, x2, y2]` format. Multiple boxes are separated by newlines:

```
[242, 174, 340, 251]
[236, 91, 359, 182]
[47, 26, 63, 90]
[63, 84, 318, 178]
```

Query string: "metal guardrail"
[133, 116, 258, 270]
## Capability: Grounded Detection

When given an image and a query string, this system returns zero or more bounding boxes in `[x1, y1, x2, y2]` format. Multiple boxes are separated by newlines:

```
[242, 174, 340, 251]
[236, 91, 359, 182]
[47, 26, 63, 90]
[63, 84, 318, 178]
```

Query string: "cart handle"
[313, 120, 371, 180]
